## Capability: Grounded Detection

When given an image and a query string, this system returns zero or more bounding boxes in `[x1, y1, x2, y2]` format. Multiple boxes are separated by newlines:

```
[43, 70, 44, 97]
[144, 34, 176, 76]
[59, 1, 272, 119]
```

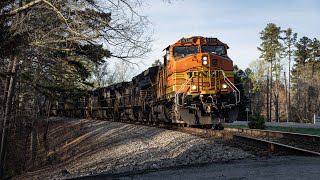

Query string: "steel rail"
[175, 126, 320, 156]
[233, 134, 320, 156]
[224, 127, 320, 143]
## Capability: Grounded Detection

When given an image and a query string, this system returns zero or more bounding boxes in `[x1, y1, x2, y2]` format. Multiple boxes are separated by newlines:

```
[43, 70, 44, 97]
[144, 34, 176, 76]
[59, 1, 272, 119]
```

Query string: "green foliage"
[258, 23, 285, 81]
[294, 36, 312, 66]
[247, 59, 266, 92]
[258, 23, 284, 62]
[75, 44, 110, 64]
[283, 28, 297, 58]
[233, 65, 250, 119]
[291, 37, 320, 121]
[248, 113, 266, 129]
[0, 0, 153, 178]
[310, 38, 320, 63]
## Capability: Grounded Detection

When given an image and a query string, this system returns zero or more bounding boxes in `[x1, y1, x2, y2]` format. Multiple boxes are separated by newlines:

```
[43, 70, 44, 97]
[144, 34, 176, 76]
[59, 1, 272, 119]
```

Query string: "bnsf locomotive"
[55, 36, 240, 126]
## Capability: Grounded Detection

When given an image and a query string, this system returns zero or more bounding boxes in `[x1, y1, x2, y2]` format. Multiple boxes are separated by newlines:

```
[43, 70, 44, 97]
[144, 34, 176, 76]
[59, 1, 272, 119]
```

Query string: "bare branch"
[7, 0, 43, 15]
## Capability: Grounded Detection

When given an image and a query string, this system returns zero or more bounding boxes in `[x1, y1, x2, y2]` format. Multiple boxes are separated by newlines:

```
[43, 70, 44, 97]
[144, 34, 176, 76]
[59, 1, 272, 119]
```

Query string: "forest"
[236, 23, 320, 124]
[0, 0, 152, 177]
[0, 0, 319, 178]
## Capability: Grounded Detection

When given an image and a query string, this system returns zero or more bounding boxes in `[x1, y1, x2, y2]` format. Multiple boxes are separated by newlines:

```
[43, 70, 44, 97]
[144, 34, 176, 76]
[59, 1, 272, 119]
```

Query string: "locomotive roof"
[92, 65, 158, 93]
[132, 66, 159, 81]
[169, 36, 229, 49]
[92, 81, 130, 93]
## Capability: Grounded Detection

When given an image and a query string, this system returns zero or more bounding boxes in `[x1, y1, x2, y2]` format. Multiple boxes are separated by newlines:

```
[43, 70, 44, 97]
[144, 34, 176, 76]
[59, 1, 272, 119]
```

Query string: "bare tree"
[114, 61, 135, 82]
[0, 0, 153, 177]
[91, 62, 111, 87]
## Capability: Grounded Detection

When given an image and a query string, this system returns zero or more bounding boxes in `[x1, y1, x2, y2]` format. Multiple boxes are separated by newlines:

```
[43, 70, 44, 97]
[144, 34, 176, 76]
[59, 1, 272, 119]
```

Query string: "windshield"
[202, 45, 226, 55]
[173, 46, 199, 58]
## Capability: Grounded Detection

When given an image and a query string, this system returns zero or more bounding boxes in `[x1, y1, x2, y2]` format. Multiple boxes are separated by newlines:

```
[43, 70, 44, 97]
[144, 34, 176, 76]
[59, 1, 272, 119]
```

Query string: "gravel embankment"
[16, 118, 254, 179]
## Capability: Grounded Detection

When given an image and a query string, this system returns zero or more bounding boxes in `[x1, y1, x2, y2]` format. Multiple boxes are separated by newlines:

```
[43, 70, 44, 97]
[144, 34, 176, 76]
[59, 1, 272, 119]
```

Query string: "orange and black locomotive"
[58, 36, 240, 126]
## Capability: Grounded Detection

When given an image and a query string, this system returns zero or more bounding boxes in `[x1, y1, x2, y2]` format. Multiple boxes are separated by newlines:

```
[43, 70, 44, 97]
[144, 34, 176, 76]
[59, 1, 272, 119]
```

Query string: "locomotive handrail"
[175, 73, 195, 106]
[220, 70, 240, 105]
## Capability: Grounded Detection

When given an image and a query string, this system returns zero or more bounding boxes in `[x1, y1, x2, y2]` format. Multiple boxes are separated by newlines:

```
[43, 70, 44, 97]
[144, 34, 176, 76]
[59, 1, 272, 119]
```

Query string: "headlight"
[202, 56, 208, 65]
[191, 85, 197, 90]
[203, 60, 208, 65]
[222, 84, 228, 89]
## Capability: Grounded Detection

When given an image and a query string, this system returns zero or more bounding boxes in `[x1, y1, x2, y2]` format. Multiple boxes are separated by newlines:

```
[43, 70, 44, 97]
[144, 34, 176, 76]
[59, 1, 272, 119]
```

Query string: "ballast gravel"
[16, 119, 254, 179]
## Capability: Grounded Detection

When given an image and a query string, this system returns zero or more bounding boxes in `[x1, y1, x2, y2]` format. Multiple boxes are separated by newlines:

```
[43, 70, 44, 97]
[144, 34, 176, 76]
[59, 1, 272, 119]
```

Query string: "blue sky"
[140, 0, 320, 70]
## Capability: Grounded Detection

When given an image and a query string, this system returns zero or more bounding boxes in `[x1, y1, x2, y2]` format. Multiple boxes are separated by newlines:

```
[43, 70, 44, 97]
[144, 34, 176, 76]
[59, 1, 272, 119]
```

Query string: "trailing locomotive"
[60, 36, 240, 126]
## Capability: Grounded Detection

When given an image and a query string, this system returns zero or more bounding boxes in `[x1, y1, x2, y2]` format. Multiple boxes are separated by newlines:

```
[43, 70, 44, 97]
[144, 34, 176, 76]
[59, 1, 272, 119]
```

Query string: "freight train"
[53, 36, 240, 127]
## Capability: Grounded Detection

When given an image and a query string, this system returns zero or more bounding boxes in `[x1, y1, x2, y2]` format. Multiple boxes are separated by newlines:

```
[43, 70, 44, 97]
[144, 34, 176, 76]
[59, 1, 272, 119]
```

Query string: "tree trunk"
[22, 127, 29, 172]
[267, 68, 270, 122]
[270, 60, 273, 122]
[304, 92, 307, 121]
[288, 49, 291, 122]
[0, 57, 18, 177]
[275, 93, 279, 122]
[31, 125, 38, 162]
[284, 72, 288, 122]
[43, 118, 50, 151]
[273, 78, 279, 123]
[0, 60, 14, 140]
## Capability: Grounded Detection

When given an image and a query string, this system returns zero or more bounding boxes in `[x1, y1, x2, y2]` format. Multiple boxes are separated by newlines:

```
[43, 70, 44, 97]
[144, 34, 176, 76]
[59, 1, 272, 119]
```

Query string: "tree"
[114, 61, 135, 82]
[0, 0, 153, 177]
[258, 23, 283, 122]
[91, 62, 112, 87]
[152, 59, 162, 67]
[282, 28, 297, 122]
[295, 37, 312, 65]
[233, 65, 250, 120]
[293, 36, 311, 120]
[291, 36, 319, 122]
[247, 59, 268, 116]
[309, 38, 320, 75]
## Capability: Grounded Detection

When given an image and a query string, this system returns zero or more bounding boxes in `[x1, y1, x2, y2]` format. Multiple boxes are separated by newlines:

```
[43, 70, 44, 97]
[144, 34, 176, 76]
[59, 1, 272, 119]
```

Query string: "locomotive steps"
[16, 117, 253, 179]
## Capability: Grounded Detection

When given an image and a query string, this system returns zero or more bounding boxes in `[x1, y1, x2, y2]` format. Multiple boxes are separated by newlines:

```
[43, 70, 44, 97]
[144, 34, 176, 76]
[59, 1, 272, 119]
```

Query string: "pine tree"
[293, 36, 312, 121]
[309, 38, 320, 75]
[283, 28, 297, 122]
[257, 23, 283, 122]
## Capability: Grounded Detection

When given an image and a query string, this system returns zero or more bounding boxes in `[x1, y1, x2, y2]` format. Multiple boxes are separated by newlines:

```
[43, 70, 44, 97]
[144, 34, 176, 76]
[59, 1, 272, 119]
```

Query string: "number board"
[182, 38, 194, 43]
[206, 38, 218, 42]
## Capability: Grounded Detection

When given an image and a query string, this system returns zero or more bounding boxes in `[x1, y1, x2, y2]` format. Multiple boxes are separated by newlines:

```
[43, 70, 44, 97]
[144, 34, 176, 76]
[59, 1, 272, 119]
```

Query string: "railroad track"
[107, 119, 320, 156]
[224, 127, 320, 155]
[224, 127, 320, 143]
